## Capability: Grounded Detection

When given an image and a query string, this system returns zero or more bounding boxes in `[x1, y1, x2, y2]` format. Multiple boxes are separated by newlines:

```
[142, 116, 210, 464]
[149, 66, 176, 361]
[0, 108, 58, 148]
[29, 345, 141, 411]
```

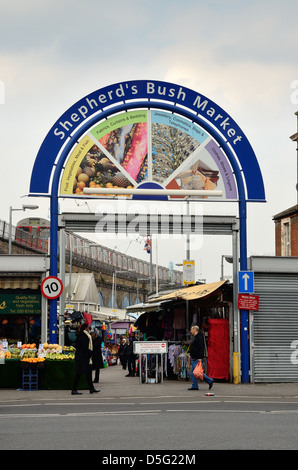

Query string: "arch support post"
[49, 195, 59, 344]
[239, 199, 250, 383]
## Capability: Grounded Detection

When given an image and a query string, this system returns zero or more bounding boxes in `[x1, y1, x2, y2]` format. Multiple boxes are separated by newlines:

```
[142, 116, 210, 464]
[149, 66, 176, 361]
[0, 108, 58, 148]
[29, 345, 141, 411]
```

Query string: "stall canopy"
[64, 273, 99, 305]
[149, 281, 227, 302]
[0, 276, 41, 290]
[64, 273, 127, 321]
[126, 280, 227, 316]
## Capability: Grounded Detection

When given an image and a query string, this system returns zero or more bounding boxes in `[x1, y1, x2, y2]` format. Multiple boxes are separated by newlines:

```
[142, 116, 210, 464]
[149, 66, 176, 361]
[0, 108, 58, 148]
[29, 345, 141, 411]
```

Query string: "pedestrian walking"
[90, 328, 104, 383]
[71, 323, 100, 395]
[188, 325, 214, 391]
[125, 333, 137, 377]
[118, 337, 128, 370]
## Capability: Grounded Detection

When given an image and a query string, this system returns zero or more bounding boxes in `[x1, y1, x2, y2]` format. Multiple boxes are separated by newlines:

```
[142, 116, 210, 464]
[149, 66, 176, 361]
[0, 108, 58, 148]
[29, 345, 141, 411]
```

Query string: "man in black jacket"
[188, 325, 214, 391]
[71, 323, 100, 395]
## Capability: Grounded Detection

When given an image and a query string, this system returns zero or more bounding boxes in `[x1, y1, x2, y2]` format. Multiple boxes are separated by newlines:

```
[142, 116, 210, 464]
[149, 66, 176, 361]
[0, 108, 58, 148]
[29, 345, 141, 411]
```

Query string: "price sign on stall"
[41, 276, 63, 299]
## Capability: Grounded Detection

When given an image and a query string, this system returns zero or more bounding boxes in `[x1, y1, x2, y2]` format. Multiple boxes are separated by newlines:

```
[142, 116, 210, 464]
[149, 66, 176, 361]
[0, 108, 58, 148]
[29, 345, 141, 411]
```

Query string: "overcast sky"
[1, 0, 298, 283]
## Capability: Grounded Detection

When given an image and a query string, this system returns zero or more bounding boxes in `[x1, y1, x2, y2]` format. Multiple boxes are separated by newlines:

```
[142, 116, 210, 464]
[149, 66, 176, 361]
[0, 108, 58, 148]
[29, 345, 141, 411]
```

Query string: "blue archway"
[29, 80, 266, 383]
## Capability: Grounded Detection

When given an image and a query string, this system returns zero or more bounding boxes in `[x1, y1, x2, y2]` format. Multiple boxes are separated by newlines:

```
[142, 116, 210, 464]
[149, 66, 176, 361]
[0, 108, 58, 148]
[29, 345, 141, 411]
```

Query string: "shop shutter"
[252, 272, 298, 383]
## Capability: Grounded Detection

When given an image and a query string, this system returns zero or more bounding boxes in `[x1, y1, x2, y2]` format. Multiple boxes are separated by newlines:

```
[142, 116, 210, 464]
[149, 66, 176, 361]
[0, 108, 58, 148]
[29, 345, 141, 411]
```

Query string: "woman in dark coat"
[118, 338, 128, 370]
[91, 328, 104, 383]
[71, 323, 100, 395]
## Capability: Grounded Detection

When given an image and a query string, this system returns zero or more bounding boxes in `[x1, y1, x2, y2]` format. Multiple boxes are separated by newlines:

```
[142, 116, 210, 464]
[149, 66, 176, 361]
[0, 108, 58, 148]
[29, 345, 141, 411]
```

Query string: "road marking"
[166, 409, 298, 414]
[43, 402, 136, 406]
[0, 410, 161, 418]
[167, 409, 268, 414]
[140, 400, 221, 405]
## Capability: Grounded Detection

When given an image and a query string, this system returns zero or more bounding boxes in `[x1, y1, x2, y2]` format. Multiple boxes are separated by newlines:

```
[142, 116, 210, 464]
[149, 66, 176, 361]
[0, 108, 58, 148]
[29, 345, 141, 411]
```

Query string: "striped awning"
[0, 276, 40, 290]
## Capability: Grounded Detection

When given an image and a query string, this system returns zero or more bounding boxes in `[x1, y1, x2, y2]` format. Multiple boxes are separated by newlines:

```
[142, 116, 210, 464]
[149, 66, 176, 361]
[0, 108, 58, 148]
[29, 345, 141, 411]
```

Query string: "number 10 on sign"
[41, 276, 63, 299]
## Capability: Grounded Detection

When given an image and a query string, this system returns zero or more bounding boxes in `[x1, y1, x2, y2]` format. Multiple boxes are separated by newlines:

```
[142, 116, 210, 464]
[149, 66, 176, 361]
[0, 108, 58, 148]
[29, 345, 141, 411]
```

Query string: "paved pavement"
[1, 364, 298, 401]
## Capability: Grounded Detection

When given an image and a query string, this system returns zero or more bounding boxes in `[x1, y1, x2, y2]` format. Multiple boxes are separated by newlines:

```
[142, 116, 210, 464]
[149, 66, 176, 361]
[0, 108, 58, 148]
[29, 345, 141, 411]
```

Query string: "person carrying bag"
[188, 325, 214, 391]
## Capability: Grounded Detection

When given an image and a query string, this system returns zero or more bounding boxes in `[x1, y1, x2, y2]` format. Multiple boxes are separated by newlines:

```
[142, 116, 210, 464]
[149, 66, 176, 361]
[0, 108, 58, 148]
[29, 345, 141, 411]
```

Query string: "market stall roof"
[126, 281, 227, 316]
[64, 273, 99, 304]
[148, 280, 227, 303]
[126, 300, 170, 314]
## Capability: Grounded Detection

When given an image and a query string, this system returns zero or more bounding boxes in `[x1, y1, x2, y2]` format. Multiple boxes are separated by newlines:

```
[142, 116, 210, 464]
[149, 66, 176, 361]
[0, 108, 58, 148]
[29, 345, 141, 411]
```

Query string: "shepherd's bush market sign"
[30, 79, 265, 204]
[53, 81, 243, 147]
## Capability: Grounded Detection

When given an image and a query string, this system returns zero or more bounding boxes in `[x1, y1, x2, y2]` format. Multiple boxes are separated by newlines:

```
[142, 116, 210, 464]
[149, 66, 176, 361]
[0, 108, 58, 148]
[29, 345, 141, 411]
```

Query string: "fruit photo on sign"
[73, 146, 134, 196]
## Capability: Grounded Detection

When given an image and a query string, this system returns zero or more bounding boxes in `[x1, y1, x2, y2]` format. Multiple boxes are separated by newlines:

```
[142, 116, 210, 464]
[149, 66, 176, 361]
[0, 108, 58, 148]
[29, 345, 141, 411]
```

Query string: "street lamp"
[8, 204, 39, 254]
[220, 255, 233, 281]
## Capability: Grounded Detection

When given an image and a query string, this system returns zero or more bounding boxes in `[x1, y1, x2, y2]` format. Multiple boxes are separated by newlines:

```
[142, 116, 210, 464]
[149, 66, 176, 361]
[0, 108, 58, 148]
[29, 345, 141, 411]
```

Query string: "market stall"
[0, 342, 88, 390]
[110, 320, 135, 344]
[130, 281, 233, 382]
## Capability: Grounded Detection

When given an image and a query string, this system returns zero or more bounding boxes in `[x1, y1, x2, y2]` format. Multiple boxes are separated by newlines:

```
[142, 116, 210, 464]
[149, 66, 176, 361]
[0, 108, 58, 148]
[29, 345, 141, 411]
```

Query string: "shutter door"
[252, 272, 298, 383]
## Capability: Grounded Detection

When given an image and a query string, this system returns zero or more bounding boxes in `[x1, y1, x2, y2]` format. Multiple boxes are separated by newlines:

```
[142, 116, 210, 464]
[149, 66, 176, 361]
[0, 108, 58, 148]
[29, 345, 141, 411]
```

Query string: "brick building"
[273, 111, 298, 255]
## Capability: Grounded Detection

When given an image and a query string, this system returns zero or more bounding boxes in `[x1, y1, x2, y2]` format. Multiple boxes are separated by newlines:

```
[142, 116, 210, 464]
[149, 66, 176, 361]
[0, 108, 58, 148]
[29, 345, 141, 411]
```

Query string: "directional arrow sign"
[238, 271, 254, 293]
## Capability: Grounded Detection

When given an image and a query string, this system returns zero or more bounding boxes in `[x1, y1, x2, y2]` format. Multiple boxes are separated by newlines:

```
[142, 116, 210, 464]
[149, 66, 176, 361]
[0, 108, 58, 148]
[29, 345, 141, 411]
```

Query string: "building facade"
[273, 111, 298, 255]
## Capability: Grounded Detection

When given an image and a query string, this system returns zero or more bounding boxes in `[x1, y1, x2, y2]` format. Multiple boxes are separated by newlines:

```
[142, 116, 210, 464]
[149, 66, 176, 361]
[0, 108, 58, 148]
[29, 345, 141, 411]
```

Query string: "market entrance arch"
[29, 80, 266, 383]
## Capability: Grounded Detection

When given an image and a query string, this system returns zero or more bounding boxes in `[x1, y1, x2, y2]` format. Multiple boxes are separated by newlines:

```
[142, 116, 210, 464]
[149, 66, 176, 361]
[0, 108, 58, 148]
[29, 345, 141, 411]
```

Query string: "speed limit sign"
[41, 276, 63, 299]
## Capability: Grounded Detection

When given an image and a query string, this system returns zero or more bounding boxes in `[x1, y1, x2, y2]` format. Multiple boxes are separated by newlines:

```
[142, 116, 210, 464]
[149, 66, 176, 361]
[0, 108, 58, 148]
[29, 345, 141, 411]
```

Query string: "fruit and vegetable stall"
[0, 342, 88, 390]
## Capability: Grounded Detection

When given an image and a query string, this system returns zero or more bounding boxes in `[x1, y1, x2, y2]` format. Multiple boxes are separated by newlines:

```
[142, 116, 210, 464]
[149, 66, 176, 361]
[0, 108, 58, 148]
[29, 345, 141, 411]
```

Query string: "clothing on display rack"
[168, 343, 191, 378]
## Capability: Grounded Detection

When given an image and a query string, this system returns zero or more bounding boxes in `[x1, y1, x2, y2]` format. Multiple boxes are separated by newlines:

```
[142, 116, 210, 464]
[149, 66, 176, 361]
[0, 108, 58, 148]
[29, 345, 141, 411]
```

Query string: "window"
[281, 219, 291, 256]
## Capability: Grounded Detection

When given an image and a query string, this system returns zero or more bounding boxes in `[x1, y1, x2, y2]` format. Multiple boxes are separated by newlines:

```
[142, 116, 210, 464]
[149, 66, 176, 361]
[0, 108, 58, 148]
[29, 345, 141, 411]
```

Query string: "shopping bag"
[193, 360, 204, 381]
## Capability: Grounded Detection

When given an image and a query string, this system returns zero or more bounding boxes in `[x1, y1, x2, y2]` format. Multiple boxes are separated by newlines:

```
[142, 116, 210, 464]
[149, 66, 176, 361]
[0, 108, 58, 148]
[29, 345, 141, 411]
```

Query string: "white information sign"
[133, 341, 168, 355]
[183, 260, 195, 285]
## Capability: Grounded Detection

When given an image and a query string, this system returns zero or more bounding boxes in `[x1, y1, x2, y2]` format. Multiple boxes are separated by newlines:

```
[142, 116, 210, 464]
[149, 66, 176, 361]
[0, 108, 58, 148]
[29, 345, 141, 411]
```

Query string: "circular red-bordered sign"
[41, 276, 63, 299]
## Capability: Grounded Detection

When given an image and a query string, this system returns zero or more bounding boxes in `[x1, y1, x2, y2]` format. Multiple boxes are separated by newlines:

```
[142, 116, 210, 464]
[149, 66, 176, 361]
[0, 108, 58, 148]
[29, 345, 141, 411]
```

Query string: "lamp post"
[8, 204, 39, 254]
[220, 255, 233, 281]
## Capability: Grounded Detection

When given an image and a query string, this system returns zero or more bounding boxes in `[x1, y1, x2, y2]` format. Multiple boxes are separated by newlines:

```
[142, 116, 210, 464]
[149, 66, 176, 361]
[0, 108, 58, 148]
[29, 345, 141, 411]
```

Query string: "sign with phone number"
[0, 293, 41, 315]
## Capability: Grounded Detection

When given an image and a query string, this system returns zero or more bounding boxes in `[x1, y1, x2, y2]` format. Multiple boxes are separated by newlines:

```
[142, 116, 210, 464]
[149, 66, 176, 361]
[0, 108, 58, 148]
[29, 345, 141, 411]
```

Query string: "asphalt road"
[1, 391, 298, 451]
[1, 365, 298, 453]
